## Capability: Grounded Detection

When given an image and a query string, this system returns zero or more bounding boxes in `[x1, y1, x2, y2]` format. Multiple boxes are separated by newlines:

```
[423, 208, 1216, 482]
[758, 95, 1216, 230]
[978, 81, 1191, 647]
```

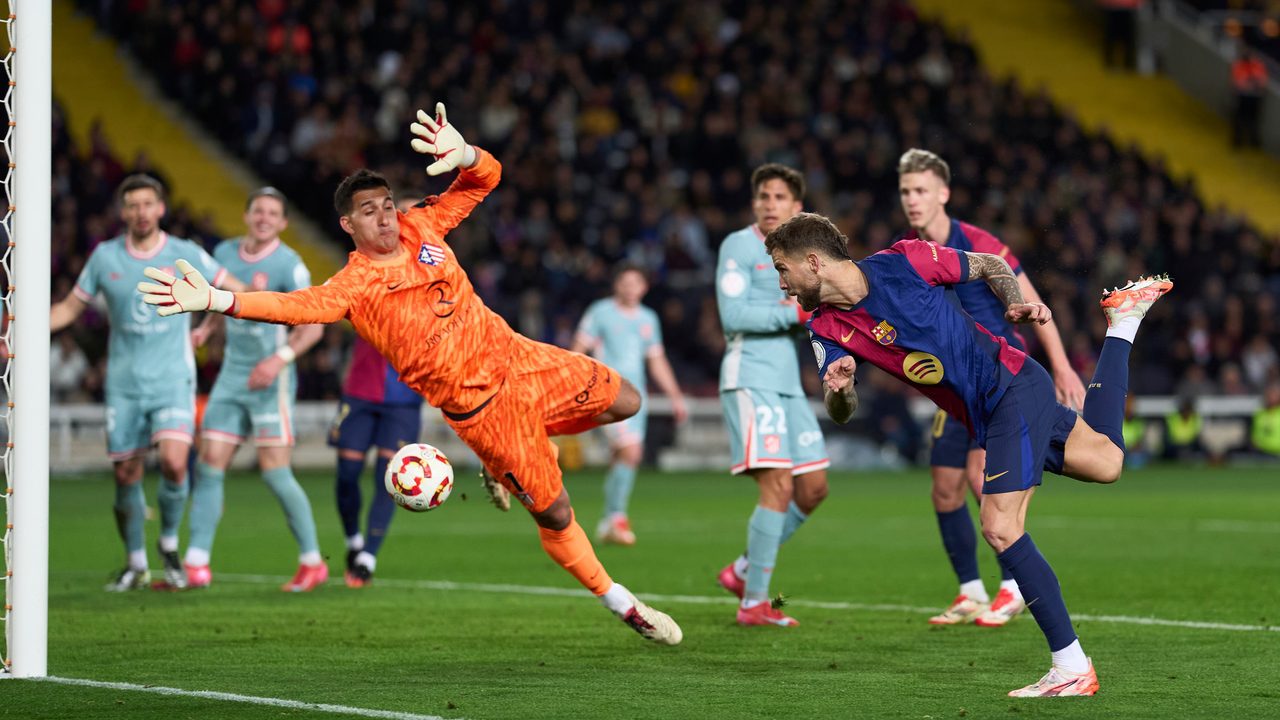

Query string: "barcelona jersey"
[343, 335, 422, 407]
[902, 219, 1026, 350]
[807, 240, 1027, 444]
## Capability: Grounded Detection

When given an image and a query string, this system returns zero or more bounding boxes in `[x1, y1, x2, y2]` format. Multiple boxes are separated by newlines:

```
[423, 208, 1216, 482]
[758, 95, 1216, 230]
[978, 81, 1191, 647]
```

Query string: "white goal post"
[2, 0, 51, 679]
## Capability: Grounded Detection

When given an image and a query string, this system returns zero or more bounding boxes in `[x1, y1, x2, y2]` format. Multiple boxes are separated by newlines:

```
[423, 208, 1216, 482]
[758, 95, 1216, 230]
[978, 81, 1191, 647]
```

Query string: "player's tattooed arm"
[965, 252, 1052, 325]
[965, 252, 1023, 306]
[822, 355, 858, 424]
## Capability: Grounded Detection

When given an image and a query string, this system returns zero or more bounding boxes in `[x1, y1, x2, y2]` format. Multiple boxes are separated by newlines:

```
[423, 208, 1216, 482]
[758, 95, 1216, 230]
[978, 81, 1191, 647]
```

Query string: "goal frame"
[3, 0, 51, 679]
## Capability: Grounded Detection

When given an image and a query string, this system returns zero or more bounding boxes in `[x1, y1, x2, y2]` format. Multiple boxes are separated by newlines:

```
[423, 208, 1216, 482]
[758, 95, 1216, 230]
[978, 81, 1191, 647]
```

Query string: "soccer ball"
[385, 443, 454, 512]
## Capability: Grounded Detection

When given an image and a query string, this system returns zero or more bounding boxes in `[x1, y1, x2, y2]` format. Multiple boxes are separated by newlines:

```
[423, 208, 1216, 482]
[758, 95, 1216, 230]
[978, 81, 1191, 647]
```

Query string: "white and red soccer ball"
[384, 443, 454, 512]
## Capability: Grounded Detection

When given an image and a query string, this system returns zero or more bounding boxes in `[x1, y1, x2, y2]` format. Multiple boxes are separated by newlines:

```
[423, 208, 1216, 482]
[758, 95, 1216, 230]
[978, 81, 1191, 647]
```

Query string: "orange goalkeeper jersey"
[230, 150, 514, 415]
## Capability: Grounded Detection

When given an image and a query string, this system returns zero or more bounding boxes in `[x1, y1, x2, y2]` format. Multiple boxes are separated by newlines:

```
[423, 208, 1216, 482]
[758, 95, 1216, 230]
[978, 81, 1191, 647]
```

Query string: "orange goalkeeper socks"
[538, 513, 613, 596]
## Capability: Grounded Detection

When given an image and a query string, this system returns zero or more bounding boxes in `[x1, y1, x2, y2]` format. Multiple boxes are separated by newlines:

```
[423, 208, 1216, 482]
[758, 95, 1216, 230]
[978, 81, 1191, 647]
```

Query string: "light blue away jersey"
[716, 224, 804, 396]
[214, 238, 312, 372]
[74, 233, 224, 393]
[576, 298, 662, 393]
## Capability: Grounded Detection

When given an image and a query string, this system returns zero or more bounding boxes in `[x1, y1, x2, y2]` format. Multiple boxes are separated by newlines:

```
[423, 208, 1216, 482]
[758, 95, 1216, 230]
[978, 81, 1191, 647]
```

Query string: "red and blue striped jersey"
[807, 240, 1026, 443]
[342, 335, 423, 407]
[902, 219, 1026, 350]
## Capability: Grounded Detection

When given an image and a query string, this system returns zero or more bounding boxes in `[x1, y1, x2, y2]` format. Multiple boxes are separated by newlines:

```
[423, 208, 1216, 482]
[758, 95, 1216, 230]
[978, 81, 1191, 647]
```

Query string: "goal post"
[3, 0, 51, 679]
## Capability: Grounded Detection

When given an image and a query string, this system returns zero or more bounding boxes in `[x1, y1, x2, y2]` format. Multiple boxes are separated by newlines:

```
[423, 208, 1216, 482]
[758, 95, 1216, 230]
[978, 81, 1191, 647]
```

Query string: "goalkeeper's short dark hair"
[334, 169, 391, 215]
[117, 174, 166, 204]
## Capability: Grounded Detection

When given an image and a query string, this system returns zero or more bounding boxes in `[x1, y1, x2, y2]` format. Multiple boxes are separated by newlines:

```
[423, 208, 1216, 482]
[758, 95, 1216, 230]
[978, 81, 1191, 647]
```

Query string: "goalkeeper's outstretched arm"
[138, 259, 352, 326]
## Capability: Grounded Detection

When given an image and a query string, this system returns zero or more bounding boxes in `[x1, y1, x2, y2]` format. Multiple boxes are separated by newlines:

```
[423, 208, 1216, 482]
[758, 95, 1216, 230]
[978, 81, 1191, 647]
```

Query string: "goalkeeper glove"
[137, 259, 235, 316]
[410, 102, 476, 176]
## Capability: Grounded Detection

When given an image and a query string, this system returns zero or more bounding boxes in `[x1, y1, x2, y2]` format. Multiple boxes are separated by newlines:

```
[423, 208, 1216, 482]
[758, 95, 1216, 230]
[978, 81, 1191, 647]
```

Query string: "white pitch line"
[219, 573, 1280, 633]
[35, 676, 458, 720]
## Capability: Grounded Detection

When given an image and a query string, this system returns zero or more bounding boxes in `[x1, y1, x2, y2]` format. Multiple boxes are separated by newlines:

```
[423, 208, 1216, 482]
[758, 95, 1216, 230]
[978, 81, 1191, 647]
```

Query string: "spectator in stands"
[50, 332, 91, 403]
[1100, 0, 1144, 70]
[1163, 397, 1206, 461]
[1231, 46, 1268, 148]
[1251, 381, 1280, 457]
[61, 0, 1280, 421]
[1241, 334, 1278, 389]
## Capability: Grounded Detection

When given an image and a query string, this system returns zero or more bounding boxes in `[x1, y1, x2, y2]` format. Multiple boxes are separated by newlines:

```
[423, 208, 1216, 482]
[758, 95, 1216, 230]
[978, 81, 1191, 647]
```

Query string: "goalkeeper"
[137, 104, 682, 645]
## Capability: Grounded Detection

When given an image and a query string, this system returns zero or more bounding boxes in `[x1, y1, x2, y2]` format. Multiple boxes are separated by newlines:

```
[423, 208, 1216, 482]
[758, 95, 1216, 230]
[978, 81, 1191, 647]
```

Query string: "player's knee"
[1097, 444, 1125, 484]
[611, 379, 641, 420]
[113, 464, 141, 486]
[617, 443, 643, 467]
[980, 516, 1023, 553]
[158, 455, 187, 482]
[531, 490, 573, 531]
[795, 477, 828, 512]
[930, 473, 966, 512]
[756, 470, 794, 510]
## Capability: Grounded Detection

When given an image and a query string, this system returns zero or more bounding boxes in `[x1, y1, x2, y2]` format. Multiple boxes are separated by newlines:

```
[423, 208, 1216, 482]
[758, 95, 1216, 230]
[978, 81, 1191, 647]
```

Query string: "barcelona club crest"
[872, 320, 897, 346]
[418, 242, 447, 266]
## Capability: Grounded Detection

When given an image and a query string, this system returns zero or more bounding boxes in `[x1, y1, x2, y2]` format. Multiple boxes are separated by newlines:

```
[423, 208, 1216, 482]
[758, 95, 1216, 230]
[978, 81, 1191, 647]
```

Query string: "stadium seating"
[65, 0, 1280, 402]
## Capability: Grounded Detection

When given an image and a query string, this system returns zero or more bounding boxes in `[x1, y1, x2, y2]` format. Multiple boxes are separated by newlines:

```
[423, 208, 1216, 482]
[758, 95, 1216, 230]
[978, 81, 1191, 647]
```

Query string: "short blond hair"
[897, 148, 951, 185]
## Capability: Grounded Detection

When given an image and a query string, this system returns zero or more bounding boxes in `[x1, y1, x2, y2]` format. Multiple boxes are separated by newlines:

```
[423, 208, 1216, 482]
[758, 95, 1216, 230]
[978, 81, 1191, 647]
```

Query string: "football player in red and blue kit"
[329, 335, 424, 586]
[897, 149, 1086, 627]
[767, 212, 1170, 698]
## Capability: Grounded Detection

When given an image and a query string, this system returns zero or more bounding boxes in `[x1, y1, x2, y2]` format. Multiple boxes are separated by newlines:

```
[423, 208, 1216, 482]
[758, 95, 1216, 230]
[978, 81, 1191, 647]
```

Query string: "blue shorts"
[981, 361, 1078, 495]
[105, 382, 195, 461]
[327, 396, 423, 453]
[720, 388, 829, 476]
[929, 410, 979, 468]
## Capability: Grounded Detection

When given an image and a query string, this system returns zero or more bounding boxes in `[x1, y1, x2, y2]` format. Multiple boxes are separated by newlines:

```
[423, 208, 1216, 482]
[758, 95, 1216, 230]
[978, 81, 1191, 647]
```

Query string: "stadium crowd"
[60, 1, 1280, 424]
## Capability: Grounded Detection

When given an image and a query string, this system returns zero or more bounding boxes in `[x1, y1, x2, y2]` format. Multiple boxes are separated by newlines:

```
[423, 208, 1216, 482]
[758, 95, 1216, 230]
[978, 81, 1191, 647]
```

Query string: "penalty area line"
[218, 573, 1280, 634]
[34, 676, 459, 720]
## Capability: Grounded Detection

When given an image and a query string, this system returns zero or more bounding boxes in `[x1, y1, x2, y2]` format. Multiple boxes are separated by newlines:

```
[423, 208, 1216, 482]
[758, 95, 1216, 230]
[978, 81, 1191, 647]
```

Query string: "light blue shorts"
[602, 397, 647, 449]
[720, 388, 829, 476]
[105, 380, 195, 460]
[202, 368, 297, 447]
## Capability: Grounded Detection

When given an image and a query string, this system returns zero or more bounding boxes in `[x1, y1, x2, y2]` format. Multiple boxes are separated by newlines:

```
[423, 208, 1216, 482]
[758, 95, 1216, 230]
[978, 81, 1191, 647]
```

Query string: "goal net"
[1, 0, 50, 679]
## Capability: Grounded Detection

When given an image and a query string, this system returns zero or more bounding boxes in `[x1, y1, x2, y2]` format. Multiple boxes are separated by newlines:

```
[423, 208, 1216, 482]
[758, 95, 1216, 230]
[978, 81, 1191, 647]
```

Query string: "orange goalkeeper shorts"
[444, 335, 620, 513]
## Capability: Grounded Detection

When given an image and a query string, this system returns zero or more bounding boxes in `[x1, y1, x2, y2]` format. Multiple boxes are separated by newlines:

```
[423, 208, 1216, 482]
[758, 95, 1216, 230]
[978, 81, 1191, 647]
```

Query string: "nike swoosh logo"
[840, 329, 855, 343]
[387, 282, 402, 290]
[985, 471, 1009, 483]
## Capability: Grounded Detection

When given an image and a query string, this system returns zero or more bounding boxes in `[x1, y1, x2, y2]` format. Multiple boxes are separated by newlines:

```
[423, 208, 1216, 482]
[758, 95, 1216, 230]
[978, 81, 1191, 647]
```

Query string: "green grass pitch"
[5, 465, 1279, 719]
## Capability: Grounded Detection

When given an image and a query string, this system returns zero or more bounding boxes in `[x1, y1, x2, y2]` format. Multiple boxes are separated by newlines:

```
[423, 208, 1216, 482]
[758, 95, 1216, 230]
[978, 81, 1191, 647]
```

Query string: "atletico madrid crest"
[418, 242, 447, 265]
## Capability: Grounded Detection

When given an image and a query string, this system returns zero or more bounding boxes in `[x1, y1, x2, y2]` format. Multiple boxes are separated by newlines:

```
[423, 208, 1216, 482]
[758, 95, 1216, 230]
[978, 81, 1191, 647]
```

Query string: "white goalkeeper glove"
[410, 102, 476, 176]
[137, 259, 235, 316]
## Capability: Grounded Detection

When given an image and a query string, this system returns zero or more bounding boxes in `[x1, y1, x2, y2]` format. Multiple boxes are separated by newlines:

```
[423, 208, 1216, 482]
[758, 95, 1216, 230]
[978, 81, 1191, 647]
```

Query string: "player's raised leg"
[1061, 275, 1174, 485]
[450, 347, 681, 645]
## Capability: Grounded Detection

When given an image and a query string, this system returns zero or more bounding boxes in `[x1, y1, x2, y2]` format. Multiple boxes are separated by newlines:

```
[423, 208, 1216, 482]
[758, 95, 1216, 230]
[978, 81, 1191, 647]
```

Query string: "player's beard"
[794, 283, 822, 312]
